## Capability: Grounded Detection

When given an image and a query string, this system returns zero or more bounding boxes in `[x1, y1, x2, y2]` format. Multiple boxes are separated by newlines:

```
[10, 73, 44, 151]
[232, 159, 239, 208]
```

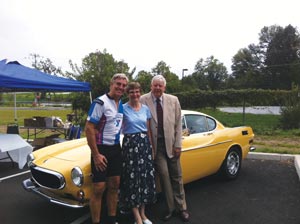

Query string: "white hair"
[111, 73, 129, 82]
[151, 75, 166, 86]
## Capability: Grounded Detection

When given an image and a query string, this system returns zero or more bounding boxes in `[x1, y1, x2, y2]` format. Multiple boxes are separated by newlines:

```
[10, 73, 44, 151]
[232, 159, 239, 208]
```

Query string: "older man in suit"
[140, 75, 190, 222]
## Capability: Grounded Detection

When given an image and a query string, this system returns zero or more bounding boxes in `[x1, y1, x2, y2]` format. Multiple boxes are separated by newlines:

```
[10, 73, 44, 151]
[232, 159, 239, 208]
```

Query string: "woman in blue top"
[120, 82, 156, 224]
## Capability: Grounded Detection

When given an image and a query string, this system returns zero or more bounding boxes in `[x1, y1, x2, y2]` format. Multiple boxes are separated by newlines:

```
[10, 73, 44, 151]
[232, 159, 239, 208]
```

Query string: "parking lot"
[1, 155, 300, 224]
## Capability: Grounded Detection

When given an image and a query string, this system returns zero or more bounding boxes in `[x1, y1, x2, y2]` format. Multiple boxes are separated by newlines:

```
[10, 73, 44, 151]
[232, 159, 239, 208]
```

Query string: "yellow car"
[23, 110, 255, 208]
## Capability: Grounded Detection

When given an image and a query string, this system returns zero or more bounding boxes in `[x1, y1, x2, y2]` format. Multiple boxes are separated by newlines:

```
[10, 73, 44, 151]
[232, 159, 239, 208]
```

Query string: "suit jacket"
[140, 92, 182, 158]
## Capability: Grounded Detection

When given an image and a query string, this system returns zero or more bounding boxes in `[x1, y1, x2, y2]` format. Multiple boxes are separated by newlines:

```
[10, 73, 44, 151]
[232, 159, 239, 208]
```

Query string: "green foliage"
[177, 89, 296, 110]
[150, 61, 182, 93]
[22, 24, 300, 132]
[68, 49, 136, 113]
[135, 70, 153, 93]
[279, 104, 300, 129]
[255, 147, 292, 154]
[181, 73, 206, 90]
[29, 53, 64, 77]
[78, 50, 132, 98]
[231, 24, 300, 90]
[197, 108, 280, 135]
[188, 56, 228, 91]
[264, 25, 300, 89]
[178, 89, 300, 132]
[71, 92, 91, 126]
[231, 45, 265, 89]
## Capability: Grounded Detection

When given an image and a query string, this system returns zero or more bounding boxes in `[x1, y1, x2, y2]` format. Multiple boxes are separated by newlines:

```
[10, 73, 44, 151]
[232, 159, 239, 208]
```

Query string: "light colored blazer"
[140, 92, 182, 158]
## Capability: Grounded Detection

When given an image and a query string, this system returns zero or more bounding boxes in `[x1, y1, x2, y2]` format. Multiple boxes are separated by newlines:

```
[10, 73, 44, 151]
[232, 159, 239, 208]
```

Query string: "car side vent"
[242, 130, 248, 135]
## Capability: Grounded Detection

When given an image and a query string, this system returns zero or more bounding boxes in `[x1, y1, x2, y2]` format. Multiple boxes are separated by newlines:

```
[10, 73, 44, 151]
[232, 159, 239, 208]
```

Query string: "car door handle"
[205, 132, 213, 136]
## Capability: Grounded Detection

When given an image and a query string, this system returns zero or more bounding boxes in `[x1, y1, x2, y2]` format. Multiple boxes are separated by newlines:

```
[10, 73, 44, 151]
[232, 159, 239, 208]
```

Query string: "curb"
[248, 152, 300, 181]
[294, 155, 300, 181]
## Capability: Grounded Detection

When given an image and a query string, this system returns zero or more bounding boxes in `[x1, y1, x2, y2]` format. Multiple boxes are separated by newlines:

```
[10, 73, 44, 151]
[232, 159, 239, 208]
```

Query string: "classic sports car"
[23, 110, 255, 208]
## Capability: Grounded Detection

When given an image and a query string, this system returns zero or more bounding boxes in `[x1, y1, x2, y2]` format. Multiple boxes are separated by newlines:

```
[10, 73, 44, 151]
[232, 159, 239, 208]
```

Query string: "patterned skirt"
[119, 132, 156, 209]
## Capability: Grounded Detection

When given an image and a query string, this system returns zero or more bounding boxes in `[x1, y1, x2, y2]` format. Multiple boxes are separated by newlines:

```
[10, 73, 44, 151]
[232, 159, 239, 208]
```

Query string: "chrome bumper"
[22, 178, 87, 208]
[249, 146, 256, 151]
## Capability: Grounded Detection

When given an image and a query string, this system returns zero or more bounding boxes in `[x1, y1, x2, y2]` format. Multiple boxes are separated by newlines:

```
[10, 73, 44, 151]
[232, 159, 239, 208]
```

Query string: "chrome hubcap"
[227, 151, 240, 175]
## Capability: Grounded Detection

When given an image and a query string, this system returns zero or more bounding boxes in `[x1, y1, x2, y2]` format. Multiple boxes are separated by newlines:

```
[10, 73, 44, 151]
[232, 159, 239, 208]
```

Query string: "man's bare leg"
[90, 182, 106, 224]
[106, 176, 120, 223]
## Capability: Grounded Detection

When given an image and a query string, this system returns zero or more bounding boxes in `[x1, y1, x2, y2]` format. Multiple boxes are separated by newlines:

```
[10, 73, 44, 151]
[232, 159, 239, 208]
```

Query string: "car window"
[184, 114, 208, 134]
[207, 117, 216, 131]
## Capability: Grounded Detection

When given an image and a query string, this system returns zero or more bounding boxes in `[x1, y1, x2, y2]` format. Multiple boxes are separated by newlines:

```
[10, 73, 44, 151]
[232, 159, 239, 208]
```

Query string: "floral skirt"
[119, 132, 156, 209]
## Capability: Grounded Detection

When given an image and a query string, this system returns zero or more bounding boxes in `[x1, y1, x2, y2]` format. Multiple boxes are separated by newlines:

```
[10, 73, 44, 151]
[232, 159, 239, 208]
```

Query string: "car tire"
[220, 147, 241, 180]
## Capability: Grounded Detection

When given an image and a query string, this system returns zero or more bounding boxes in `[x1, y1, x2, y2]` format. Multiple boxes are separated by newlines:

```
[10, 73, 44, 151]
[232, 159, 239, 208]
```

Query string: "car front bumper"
[22, 178, 87, 208]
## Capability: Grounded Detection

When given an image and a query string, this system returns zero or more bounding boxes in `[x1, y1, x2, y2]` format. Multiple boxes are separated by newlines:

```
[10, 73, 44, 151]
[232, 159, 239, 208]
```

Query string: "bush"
[279, 104, 300, 129]
[176, 89, 295, 109]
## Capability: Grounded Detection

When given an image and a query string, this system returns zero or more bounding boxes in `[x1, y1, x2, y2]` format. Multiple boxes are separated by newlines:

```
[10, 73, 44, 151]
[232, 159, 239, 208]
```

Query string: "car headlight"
[27, 153, 35, 167]
[71, 167, 84, 187]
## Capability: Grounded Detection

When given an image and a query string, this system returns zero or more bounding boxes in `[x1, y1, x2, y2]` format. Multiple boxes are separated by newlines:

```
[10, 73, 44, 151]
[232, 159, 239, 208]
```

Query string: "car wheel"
[220, 147, 241, 180]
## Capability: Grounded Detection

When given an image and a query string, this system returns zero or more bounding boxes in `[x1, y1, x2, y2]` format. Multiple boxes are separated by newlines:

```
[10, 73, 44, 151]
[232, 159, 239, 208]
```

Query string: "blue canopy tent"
[0, 60, 91, 92]
[0, 59, 92, 121]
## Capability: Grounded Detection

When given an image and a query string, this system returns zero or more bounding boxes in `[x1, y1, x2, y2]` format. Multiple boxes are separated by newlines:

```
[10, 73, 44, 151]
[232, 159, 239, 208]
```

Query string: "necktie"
[156, 98, 164, 137]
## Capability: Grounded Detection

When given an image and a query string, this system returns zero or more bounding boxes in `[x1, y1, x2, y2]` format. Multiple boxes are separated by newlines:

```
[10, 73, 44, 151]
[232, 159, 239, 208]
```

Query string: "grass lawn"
[0, 106, 73, 138]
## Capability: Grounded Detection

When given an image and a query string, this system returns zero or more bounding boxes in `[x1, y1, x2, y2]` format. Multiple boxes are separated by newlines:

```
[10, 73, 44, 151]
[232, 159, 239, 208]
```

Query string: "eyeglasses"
[128, 90, 140, 94]
[114, 82, 127, 88]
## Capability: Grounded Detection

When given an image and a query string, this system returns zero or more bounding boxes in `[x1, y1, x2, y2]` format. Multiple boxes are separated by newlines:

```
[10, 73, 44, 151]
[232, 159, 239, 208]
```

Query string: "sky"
[1, 0, 300, 78]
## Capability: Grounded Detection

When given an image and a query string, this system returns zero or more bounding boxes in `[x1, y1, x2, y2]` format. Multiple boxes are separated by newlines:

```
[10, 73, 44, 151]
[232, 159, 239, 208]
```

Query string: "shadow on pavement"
[1, 158, 300, 224]
[109, 159, 300, 224]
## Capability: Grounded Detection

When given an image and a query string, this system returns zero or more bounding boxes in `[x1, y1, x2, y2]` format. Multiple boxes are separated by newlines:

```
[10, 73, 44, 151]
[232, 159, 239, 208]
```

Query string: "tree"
[71, 49, 133, 99]
[263, 25, 300, 89]
[231, 24, 300, 90]
[181, 74, 205, 91]
[29, 53, 63, 76]
[135, 70, 153, 93]
[151, 61, 182, 93]
[69, 49, 134, 116]
[193, 56, 228, 91]
[231, 44, 265, 89]
[28, 53, 65, 100]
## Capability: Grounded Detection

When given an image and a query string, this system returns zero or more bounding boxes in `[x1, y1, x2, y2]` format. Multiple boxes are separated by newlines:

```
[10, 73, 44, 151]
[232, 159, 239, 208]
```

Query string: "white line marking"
[0, 170, 30, 182]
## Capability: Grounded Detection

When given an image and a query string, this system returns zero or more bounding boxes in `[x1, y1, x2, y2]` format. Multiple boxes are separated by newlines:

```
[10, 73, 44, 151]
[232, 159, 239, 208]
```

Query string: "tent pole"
[14, 92, 17, 122]
[89, 91, 92, 103]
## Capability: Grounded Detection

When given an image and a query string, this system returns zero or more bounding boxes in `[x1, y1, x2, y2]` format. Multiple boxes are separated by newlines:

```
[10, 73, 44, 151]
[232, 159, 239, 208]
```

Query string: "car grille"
[30, 165, 65, 190]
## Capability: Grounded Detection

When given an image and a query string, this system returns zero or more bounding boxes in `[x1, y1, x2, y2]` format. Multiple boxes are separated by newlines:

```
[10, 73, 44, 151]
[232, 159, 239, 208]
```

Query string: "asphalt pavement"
[1, 153, 300, 224]
[85, 153, 300, 224]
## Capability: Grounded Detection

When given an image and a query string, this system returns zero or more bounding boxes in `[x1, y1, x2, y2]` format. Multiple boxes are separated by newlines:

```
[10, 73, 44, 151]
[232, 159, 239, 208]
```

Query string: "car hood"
[32, 138, 90, 168]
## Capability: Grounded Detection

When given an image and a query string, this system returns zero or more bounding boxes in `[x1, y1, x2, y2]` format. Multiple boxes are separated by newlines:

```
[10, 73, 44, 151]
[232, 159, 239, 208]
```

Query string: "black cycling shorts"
[91, 144, 122, 183]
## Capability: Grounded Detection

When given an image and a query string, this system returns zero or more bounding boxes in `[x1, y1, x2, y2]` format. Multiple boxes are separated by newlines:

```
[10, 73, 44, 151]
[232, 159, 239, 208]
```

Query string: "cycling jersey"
[87, 93, 124, 145]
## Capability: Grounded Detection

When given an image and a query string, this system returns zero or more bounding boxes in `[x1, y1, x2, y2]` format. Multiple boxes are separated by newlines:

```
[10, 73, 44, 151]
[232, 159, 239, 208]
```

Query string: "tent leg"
[14, 92, 17, 122]
[89, 91, 92, 103]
